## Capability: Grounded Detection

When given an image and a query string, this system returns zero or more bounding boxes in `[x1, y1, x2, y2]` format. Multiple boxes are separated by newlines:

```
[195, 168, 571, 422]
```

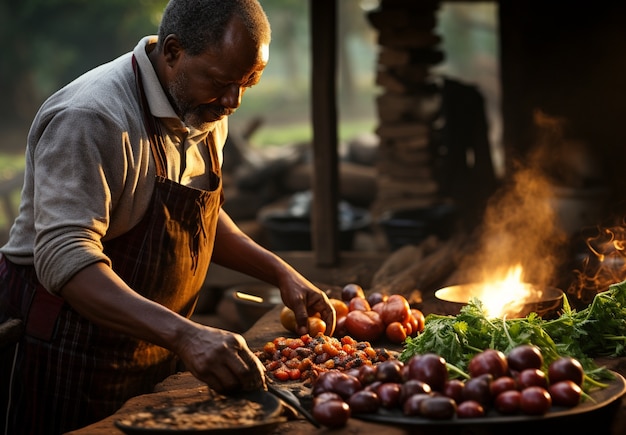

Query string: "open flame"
[569, 223, 626, 306]
[472, 264, 536, 318]
[477, 264, 530, 317]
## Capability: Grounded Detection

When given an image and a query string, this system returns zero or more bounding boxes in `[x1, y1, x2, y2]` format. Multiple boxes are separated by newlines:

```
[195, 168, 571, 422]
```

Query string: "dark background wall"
[499, 1, 626, 216]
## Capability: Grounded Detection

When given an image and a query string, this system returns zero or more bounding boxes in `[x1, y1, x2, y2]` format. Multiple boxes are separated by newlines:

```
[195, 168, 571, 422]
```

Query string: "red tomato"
[334, 316, 348, 337]
[371, 301, 385, 316]
[307, 317, 327, 337]
[329, 298, 349, 318]
[349, 296, 371, 312]
[381, 294, 411, 325]
[385, 321, 408, 344]
[345, 310, 385, 341]
[405, 315, 418, 337]
[411, 309, 425, 333]
[402, 318, 413, 337]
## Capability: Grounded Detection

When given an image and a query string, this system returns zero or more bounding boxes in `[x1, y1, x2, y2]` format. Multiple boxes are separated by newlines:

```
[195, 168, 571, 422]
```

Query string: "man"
[0, 1, 336, 433]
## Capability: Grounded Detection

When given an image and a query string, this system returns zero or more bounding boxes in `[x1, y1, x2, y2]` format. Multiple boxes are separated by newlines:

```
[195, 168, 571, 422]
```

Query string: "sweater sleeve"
[31, 106, 147, 293]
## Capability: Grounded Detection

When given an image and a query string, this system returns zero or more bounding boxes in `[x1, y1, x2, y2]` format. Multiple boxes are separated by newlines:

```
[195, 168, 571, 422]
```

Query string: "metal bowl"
[434, 283, 564, 319]
[228, 283, 282, 331]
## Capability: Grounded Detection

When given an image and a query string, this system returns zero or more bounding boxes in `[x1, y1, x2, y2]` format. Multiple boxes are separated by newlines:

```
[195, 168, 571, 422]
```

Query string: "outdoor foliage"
[0, 0, 168, 127]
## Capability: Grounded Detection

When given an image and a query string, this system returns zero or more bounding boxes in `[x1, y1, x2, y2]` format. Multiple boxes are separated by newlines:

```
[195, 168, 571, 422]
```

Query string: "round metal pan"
[434, 283, 564, 319]
[114, 389, 285, 434]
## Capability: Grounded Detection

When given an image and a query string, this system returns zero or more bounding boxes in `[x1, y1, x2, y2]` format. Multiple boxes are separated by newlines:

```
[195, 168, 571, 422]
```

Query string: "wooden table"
[68, 305, 626, 435]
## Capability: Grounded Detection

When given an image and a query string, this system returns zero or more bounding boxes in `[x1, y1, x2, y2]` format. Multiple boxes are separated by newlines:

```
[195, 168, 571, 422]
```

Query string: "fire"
[569, 223, 626, 306]
[475, 264, 534, 318]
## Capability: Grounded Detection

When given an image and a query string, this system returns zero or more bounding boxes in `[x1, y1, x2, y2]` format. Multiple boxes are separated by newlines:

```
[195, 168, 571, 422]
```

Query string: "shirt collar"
[132, 36, 222, 142]
[133, 36, 180, 121]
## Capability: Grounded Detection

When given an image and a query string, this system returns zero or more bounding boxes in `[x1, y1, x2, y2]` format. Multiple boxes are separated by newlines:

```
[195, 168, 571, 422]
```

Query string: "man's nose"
[220, 84, 242, 109]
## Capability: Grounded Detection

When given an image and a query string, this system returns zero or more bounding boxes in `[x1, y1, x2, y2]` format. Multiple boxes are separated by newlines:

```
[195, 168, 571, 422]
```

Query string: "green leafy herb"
[400, 280, 626, 386]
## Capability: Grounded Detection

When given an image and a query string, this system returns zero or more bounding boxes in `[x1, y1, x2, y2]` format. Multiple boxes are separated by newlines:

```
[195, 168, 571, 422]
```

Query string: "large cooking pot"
[434, 283, 564, 319]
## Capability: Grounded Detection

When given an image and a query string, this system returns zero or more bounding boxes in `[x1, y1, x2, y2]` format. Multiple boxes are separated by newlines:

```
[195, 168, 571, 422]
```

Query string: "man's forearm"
[59, 261, 190, 352]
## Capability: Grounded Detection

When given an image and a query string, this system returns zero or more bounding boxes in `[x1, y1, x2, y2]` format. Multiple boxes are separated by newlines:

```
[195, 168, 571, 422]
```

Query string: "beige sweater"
[1, 36, 227, 293]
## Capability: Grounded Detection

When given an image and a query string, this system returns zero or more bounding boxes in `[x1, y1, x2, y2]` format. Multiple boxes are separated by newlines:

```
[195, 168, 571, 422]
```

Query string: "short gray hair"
[157, 0, 271, 55]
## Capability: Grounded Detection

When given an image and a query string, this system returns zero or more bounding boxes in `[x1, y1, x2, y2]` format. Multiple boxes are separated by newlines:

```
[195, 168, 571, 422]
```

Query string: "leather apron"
[0, 56, 223, 435]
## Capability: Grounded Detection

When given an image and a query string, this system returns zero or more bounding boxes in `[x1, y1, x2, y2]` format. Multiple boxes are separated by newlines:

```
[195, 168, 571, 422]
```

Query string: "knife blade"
[265, 377, 320, 428]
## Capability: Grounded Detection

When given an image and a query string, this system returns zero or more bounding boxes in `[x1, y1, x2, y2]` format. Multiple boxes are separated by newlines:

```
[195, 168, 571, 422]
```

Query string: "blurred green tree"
[0, 0, 167, 129]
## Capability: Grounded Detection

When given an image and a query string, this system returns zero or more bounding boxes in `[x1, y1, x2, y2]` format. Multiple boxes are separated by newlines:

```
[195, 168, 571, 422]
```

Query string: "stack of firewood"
[367, 0, 444, 218]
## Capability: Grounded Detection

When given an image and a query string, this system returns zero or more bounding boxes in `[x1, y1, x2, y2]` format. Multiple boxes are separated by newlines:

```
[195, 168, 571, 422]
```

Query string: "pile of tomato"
[256, 333, 395, 383]
[280, 283, 425, 344]
[310, 344, 588, 428]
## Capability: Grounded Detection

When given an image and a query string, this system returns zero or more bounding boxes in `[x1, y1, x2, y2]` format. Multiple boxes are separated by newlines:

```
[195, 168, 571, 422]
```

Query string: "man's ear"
[162, 35, 184, 66]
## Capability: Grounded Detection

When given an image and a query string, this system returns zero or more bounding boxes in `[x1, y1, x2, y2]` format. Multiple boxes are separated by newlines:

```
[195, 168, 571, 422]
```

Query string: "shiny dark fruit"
[517, 368, 548, 389]
[364, 380, 382, 393]
[342, 283, 365, 301]
[494, 390, 521, 414]
[548, 357, 584, 386]
[443, 379, 465, 403]
[348, 390, 381, 414]
[419, 396, 457, 420]
[456, 400, 486, 418]
[462, 374, 493, 406]
[313, 371, 361, 399]
[507, 344, 544, 372]
[489, 376, 517, 398]
[332, 373, 362, 399]
[376, 360, 404, 383]
[407, 353, 449, 392]
[313, 391, 343, 407]
[312, 371, 345, 396]
[548, 380, 582, 407]
[519, 386, 552, 415]
[357, 364, 378, 386]
[312, 399, 351, 428]
[400, 379, 432, 404]
[468, 349, 509, 379]
[376, 382, 402, 409]
[402, 393, 431, 416]
[367, 291, 387, 307]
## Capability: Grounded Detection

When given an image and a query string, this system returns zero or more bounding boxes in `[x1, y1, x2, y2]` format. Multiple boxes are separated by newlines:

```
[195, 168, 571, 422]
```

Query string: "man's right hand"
[174, 324, 266, 393]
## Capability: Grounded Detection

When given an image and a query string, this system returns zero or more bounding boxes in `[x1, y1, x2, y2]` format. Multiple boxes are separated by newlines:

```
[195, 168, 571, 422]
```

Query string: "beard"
[167, 72, 220, 132]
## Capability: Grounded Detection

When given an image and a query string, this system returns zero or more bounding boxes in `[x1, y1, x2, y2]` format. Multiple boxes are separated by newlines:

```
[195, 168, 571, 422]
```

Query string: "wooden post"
[310, 0, 339, 266]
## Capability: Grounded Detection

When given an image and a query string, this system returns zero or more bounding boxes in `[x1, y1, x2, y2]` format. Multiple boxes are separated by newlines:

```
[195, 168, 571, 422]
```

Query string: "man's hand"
[211, 209, 337, 337]
[174, 324, 266, 393]
[60, 263, 267, 393]
[277, 273, 336, 337]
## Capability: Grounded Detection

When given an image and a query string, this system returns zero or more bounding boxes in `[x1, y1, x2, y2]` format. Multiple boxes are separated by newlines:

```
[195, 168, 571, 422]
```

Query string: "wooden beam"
[310, 0, 339, 266]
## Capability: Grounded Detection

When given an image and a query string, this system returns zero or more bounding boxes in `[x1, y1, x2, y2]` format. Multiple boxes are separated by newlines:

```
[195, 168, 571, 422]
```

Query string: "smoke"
[457, 161, 567, 287]
[454, 110, 570, 288]
[569, 221, 626, 305]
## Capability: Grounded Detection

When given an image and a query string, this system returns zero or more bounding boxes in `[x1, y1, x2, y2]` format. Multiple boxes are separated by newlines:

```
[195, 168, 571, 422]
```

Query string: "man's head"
[152, 0, 271, 130]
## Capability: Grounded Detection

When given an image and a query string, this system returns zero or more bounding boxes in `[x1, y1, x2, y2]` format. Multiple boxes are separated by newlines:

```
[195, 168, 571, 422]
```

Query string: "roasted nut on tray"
[117, 394, 266, 430]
